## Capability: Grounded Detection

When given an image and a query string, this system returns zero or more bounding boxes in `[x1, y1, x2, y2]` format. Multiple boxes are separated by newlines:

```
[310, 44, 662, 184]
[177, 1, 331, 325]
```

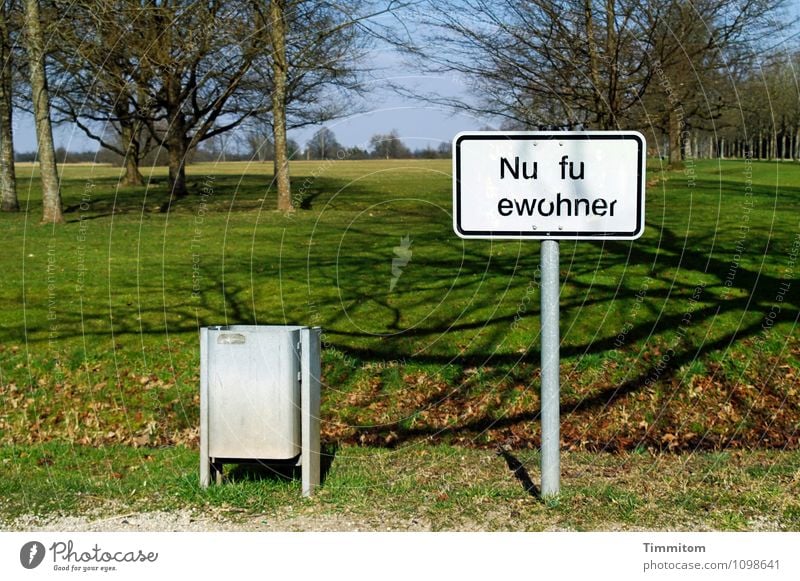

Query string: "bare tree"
[24, 0, 62, 223]
[306, 126, 342, 159]
[49, 0, 383, 210]
[49, 1, 269, 202]
[396, 0, 792, 157]
[643, 0, 792, 166]
[50, 0, 158, 186]
[729, 51, 800, 161]
[244, 118, 274, 161]
[0, 0, 17, 211]
[369, 129, 411, 158]
[253, 0, 393, 210]
[134, 1, 270, 202]
[398, 1, 659, 130]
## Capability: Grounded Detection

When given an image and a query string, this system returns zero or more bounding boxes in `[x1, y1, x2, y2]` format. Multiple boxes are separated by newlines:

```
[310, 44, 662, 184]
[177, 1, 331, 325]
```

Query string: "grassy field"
[0, 157, 798, 528]
[2, 443, 799, 531]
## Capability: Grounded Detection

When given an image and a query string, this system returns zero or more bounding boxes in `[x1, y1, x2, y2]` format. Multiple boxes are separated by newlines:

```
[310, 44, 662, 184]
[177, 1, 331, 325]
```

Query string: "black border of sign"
[453, 132, 645, 240]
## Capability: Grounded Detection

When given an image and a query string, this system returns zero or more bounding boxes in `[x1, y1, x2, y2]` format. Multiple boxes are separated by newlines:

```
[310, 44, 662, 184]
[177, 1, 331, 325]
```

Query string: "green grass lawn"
[0, 157, 798, 527]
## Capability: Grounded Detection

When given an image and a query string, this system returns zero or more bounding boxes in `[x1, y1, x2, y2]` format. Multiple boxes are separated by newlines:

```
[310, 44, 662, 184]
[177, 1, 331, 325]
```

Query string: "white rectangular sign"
[453, 131, 646, 240]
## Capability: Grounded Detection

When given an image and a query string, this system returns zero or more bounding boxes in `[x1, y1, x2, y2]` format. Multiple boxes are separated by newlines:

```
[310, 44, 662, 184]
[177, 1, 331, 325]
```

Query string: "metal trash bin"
[199, 325, 321, 496]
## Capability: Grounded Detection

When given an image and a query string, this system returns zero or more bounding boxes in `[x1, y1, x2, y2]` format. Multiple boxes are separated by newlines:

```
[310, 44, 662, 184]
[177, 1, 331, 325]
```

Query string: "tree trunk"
[163, 72, 188, 201]
[120, 123, 143, 186]
[161, 117, 188, 206]
[269, 0, 292, 212]
[0, 86, 14, 212]
[24, 0, 62, 223]
[167, 135, 188, 201]
[0, 1, 17, 212]
[604, 0, 618, 129]
[115, 96, 144, 186]
[124, 152, 143, 186]
[668, 108, 682, 167]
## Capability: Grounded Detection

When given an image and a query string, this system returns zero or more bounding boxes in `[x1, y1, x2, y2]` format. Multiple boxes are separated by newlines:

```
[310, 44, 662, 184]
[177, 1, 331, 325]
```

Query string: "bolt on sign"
[453, 131, 645, 240]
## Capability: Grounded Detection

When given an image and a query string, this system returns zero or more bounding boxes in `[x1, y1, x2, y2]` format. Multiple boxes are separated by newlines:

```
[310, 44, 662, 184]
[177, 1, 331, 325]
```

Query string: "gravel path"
[5, 509, 433, 532]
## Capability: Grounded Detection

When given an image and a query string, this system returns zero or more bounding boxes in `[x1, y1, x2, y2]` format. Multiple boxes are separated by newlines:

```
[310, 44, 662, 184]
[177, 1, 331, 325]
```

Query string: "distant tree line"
[29, 126, 452, 164]
[300, 127, 451, 160]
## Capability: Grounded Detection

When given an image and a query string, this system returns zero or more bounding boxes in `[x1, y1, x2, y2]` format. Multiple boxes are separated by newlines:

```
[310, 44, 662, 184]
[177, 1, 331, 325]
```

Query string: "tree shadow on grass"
[330, 216, 799, 448]
[10, 167, 799, 450]
[57, 172, 367, 221]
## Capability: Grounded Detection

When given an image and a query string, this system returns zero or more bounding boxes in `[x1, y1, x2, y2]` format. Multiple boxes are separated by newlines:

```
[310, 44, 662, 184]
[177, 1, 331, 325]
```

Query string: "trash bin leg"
[199, 327, 211, 487]
[301, 327, 321, 497]
[211, 460, 223, 485]
[200, 456, 211, 488]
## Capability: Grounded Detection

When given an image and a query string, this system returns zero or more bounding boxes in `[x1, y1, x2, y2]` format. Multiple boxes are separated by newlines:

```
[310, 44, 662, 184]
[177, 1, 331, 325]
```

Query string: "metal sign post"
[540, 239, 560, 497]
[452, 131, 645, 498]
